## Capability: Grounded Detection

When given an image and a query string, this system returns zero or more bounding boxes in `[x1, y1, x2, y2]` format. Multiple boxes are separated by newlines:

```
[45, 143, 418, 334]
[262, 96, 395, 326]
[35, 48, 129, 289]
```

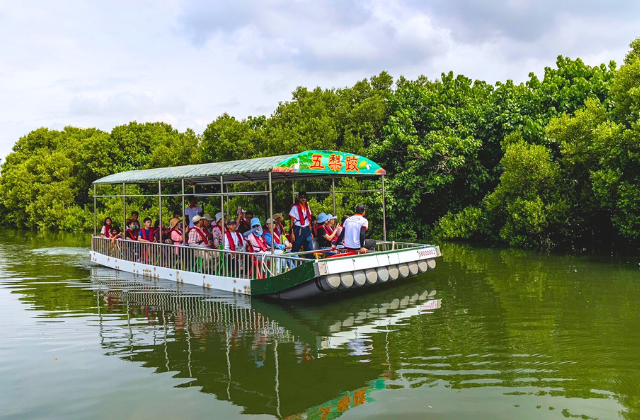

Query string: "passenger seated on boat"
[246, 218, 270, 253]
[310, 215, 318, 238]
[210, 212, 224, 248]
[187, 215, 212, 247]
[264, 218, 292, 251]
[138, 217, 156, 243]
[272, 213, 286, 238]
[109, 226, 123, 242]
[101, 217, 114, 239]
[125, 220, 139, 240]
[201, 214, 215, 245]
[169, 217, 184, 245]
[238, 210, 253, 235]
[223, 219, 245, 251]
[168, 218, 184, 268]
[315, 213, 338, 256]
[342, 204, 376, 254]
[126, 211, 141, 230]
[153, 220, 172, 244]
[222, 218, 245, 276]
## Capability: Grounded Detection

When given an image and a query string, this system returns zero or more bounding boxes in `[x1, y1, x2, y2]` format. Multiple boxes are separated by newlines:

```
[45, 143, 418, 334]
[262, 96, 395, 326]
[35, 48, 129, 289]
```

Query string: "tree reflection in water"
[1, 229, 638, 419]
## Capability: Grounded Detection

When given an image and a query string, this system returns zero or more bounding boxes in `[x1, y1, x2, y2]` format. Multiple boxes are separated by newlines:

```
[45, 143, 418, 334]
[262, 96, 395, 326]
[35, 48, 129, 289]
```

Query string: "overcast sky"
[1, 0, 639, 161]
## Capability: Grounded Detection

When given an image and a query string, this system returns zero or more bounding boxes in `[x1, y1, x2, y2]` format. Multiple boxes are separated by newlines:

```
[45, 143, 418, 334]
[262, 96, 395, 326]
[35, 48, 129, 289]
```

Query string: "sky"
[1, 0, 639, 161]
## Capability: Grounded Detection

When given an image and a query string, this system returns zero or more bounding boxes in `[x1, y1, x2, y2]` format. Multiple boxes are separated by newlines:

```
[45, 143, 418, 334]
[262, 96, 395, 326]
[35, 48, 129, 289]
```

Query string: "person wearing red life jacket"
[222, 218, 245, 275]
[167, 217, 184, 267]
[126, 211, 141, 231]
[201, 213, 215, 244]
[125, 219, 139, 241]
[223, 219, 245, 252]
[272, 213, 286, 237]
[187, 215, 212, 247]
[138, 218, 156, 243]
[137, 217, 156, 263]
[289, 192, 315, 258]
[124, 219, 139, 261]
[100, 217, 113, 239]
[315, 213, 338, 256]
[246, 218, 270, 253]
[209, 212, 224, 248]
[264, 218, 292, 251]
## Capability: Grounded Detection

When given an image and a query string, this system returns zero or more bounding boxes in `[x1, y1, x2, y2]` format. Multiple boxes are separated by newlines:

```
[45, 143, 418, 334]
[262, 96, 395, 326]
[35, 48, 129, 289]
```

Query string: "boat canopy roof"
[93, 150, 386, 185]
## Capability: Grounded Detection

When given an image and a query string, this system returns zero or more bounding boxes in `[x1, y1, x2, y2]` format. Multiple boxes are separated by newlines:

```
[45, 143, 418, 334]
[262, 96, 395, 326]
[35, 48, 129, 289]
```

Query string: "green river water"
[1, 229, 639, 419]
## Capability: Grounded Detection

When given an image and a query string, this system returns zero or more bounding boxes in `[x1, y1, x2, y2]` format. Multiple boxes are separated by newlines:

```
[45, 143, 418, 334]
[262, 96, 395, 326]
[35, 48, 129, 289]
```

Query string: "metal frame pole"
[182, 179, 186, 246]
[122, 183, 126, 233]
[220, 176, 225, 247]
[382, 175, 387, 242]
[291, 181, 295, 236]
[269, 172, 274, 254]
[158, 180, 162, 244]
[331, 178, 336, 216]
[93, 184, 97, 236]
[226, 184, 231, 221]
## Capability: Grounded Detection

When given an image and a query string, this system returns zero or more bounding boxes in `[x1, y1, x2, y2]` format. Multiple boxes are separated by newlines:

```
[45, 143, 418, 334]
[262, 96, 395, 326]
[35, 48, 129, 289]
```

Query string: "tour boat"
[90, 150, 441, 299]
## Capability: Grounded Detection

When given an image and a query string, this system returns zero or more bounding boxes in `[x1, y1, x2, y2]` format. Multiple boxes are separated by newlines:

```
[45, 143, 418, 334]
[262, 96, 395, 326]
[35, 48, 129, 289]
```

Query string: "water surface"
[1, 229, 639, 419]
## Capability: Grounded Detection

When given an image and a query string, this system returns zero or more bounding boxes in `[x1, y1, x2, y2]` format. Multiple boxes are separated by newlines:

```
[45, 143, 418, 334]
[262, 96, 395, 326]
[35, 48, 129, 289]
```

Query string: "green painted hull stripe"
[250, 261, 317, 295]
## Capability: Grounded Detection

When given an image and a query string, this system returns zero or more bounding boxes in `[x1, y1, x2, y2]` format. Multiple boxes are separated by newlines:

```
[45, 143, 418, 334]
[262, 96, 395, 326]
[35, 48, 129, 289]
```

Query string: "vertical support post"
[158, 180, 162, 244]
[291, 181, 295, 204]
[182, 179, 186, 246]
[122, 183, 126, 233]
[269, 172, 274, 254]
[331, 177, 337, 216]
[220, 176, 225, 248]
[93, 184, 97, 236]
[226, 184, 231, 221]
[382, 175, 387, 242]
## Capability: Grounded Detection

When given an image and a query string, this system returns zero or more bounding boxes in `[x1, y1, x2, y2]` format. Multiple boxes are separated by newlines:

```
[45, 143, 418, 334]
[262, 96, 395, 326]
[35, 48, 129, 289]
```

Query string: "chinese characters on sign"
[345, 155, 360, 172]
[328, 154, 343, 172]
[309, 154, 326, 170]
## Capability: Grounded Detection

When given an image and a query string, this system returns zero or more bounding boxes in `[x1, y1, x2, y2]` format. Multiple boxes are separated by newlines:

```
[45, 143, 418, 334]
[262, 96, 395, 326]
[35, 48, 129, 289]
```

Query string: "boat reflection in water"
[90, 267, 441, 419]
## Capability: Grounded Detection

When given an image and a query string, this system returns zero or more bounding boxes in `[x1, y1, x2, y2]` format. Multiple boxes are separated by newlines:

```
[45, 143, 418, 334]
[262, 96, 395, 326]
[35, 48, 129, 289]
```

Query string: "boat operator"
[289, 192, 314, 258]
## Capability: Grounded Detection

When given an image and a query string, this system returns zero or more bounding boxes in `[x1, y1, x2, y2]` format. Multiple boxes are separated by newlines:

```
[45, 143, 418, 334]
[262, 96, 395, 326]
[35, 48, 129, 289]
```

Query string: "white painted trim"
[90, 251, 252, 295]
[321, 247, 438, 276]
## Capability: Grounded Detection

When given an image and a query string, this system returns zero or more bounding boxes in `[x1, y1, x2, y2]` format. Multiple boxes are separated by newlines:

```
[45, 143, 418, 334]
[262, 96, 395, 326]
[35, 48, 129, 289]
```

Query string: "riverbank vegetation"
[1, 38, 639, 250]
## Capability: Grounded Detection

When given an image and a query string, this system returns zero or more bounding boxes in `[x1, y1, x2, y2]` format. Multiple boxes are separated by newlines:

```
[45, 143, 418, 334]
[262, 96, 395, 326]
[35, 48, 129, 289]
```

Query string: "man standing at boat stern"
[343, 204, 376, 254]
[289, 192, 314, 258]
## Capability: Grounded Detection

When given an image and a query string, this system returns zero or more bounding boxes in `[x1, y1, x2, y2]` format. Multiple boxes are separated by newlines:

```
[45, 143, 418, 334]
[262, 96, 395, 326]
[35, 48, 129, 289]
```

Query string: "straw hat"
[273, 213, 284, 222]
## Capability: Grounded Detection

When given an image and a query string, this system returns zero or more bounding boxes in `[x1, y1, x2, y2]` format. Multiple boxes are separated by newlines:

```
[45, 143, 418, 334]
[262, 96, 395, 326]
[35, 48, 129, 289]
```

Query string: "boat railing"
[92, 237, 309, 281]
[92, 237, 434, 281]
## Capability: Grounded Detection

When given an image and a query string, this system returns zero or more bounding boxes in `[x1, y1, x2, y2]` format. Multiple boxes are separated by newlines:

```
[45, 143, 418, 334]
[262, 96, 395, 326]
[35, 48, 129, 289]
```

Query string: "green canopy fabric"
[93, 151, 386, 185]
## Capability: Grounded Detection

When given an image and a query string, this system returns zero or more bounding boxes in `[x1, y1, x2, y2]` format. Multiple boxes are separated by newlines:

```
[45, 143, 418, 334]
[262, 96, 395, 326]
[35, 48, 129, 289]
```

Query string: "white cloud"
[0, 0, 638, 163]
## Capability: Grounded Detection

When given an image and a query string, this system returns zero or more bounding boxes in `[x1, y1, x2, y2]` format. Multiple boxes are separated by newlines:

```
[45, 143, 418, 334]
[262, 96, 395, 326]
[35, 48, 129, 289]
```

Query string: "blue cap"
[250, 217, 262, 228]
[317, 213, 329, 224]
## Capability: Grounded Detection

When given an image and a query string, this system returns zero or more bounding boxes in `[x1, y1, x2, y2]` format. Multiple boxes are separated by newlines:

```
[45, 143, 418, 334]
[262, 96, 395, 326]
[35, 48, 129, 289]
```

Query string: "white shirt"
[289, 204, 311, 227]
[185, 205, 202, 228]
[224, 231, 244, 251]
[343, 214, 368, 249]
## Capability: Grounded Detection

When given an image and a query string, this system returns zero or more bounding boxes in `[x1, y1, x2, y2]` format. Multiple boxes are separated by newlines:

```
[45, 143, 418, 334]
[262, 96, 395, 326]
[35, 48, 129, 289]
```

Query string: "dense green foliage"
[2, 37, 640, 249]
